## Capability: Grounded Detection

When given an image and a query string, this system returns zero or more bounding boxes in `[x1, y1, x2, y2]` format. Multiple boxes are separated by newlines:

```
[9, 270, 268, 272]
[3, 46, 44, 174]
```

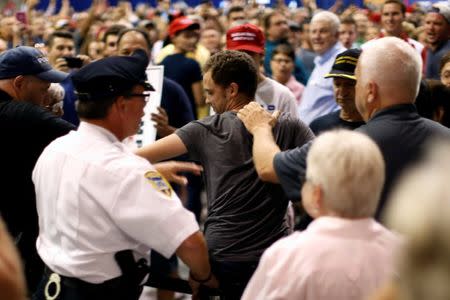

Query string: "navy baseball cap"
[324, 48, 362, 81]
[71, 49, 154, 101]
[0, 46, 68, 82]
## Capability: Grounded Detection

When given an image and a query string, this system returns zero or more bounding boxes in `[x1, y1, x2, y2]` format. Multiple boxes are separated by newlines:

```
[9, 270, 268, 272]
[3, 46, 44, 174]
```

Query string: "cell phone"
[15, 12, 28, 25]
[63, 57, 83, 69]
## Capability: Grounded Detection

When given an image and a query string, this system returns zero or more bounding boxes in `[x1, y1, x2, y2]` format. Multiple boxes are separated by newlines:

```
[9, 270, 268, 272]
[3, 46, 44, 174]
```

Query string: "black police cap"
[71, 49, 154, 101]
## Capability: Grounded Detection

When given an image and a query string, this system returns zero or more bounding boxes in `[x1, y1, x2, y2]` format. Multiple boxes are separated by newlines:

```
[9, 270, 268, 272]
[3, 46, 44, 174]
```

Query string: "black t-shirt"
[176, 111, 314, 261]
[0, 89, 75, 248]
[159, 53, 203, 118]
[309, 110, 365, 135]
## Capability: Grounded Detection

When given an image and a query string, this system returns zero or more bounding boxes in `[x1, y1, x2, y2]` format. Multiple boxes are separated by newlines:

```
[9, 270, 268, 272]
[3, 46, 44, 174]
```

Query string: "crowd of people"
[0, 0, 450, 299]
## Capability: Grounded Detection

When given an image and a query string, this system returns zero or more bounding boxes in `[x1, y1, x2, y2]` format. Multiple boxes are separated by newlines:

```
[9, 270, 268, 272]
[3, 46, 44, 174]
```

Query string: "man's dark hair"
[341, 17, 357, 27]
[272, 43, 295, 62]
[76, 84, 133, 119]
[102, 25, 127, 44]
[440, 51, 450, 74]
[116, 28, 153, 50]
[227, 6, 245, 19]
[204, 50, 258, 100]
[263, 11, 283, 30]
[381, 0, 406, 15]
[47, 31, 74, 48]
[415, 79, 450, 127]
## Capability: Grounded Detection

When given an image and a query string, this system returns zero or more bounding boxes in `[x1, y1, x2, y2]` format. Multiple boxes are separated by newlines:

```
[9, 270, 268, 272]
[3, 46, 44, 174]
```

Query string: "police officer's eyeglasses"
[124, 93, 150, 102]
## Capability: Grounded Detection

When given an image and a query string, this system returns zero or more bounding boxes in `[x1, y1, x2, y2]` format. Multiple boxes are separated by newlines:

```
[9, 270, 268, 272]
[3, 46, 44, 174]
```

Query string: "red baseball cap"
[226, 23, 265, 55]
[168, 17, 200, 38]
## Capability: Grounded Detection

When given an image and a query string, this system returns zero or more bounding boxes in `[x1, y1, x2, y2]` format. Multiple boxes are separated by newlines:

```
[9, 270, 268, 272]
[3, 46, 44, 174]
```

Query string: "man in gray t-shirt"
[137, 50, 313, 299]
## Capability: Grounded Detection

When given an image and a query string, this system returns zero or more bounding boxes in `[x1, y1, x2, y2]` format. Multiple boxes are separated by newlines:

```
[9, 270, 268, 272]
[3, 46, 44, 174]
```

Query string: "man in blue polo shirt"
[297, 11, 345, 125]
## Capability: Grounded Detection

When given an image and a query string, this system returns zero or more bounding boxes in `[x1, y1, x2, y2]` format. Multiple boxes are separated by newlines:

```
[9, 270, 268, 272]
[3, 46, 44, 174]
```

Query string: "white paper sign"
[132, 65, 164, 148]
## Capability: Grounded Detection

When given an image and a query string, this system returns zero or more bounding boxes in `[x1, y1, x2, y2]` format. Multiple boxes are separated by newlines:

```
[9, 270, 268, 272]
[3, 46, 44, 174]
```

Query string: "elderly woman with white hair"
[242, 129, 401, 300]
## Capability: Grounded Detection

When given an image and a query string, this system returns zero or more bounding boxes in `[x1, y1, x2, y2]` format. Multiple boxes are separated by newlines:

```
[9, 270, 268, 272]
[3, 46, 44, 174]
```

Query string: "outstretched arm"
[154, 161, 202, 186]
[135, 134, 187, 164]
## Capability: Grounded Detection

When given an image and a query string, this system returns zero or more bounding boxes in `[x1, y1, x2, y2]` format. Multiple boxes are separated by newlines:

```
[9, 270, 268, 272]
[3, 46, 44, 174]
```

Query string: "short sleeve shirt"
[309, 110, 365, 135]
[176, 112, 314, 261]
[33, 122, 198, 283]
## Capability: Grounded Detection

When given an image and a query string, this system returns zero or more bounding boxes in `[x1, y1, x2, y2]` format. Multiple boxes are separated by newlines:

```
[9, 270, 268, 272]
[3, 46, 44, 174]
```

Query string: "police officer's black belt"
[44, 267, 128, 290]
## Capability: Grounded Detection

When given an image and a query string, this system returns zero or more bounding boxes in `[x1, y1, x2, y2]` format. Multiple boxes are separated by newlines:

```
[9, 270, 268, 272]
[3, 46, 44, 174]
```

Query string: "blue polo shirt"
[298, 42, 345, 125]
[425, 40, 450, 80]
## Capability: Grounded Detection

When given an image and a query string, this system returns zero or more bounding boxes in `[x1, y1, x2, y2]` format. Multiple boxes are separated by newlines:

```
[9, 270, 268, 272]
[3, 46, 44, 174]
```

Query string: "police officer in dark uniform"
[32, 50, 217, 300]
[0, 46, 75, 293]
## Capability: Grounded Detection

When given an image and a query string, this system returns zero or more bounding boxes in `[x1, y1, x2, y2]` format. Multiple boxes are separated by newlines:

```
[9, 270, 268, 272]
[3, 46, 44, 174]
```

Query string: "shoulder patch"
[144, 171, 173, 197]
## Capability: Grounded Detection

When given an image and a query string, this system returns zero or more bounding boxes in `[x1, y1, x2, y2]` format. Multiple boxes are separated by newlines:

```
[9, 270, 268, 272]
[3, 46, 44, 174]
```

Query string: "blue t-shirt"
[60, 76, 79, 127]
[160, 77, 195, 136]
[160, 53, 203, 118]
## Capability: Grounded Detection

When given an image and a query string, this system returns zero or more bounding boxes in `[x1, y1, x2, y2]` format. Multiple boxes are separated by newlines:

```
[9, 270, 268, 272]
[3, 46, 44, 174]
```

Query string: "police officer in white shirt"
[32, 50, 217, 300]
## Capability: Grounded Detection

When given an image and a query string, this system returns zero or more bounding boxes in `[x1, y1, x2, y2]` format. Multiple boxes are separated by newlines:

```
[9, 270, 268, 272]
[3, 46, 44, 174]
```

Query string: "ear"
[366, 81, 378, 104]
[228, 82, 239, 98]
[12, 75, 26, 91]
[334, 30, 339, 40]
[114, 96, 128, 114]
[309, 184, 325, 217]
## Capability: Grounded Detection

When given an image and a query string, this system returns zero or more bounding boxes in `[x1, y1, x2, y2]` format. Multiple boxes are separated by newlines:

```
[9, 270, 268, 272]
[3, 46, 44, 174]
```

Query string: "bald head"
[355, 37, 422, 121]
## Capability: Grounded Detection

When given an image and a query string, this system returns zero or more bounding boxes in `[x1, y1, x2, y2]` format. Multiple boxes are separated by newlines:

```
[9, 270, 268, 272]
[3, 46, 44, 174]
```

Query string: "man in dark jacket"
[0, 46, 75, 292]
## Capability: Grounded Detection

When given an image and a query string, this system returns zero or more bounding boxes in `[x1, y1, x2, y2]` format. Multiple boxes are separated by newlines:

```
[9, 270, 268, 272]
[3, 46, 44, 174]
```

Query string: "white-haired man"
[297, 11, 345, 125]
[242, 130, 401, 300]
[238, 37, 450, 224]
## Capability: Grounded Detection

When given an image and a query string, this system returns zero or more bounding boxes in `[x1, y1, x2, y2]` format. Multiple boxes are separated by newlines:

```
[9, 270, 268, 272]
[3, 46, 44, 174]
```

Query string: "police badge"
[144, 171, 173, 197]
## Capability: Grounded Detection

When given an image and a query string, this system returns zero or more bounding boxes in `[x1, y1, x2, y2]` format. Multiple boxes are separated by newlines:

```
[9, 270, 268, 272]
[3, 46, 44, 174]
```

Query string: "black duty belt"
[43, 267, 143, 300]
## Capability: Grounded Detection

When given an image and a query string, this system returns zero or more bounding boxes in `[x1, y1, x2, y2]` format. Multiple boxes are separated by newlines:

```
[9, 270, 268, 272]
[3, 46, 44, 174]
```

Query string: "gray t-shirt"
[176, 111, 313, 262]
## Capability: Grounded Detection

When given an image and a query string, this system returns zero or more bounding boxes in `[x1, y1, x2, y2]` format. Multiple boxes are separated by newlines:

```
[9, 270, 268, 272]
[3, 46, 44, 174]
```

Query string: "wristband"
[189, 270, 212, 283]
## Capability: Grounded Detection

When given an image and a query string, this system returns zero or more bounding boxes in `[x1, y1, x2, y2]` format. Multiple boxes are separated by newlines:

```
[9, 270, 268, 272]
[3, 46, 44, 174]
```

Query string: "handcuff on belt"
[44, 273, 61, 300]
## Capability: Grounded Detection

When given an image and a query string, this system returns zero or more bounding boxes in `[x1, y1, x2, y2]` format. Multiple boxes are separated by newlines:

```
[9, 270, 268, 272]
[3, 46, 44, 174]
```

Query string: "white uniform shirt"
[32, 122, 198, 283]
[242, 217, 400, 300]
[256, 77, 299, 118]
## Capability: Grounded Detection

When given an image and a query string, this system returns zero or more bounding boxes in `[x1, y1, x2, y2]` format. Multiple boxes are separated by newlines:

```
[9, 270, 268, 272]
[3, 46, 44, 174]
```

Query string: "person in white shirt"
[242, 130, 401, 300]
[32, 50, 217, 300]
[226, 23, 299, 117]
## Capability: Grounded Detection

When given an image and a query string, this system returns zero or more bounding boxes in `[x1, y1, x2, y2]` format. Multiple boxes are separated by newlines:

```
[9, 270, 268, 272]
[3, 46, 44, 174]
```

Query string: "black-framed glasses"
[124, 93, 150, 102]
